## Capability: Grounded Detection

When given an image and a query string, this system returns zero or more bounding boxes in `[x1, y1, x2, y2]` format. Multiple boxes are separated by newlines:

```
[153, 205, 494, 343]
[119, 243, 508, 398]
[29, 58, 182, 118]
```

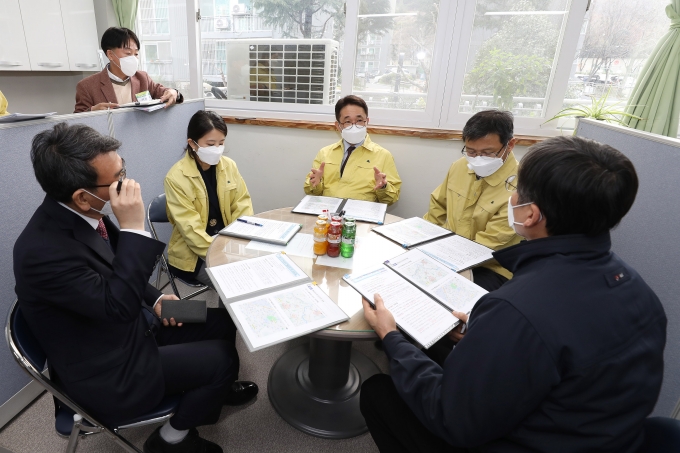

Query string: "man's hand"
[373, 166, 387, 190]
[309, 162, 325, 187]
[154, 294, 183, 327]
[91, 102, 119, 111]
[160, 89, 178, 107]
[447, 310, 469, 343]
[362, 293, 397, 339]
[109, 179, 145, 230]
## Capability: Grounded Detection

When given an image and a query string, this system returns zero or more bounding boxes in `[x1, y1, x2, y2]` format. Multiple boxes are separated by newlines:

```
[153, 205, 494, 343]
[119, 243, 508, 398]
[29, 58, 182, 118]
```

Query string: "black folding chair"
[5, 299, 180, 453]
[147, 193, 210, 299]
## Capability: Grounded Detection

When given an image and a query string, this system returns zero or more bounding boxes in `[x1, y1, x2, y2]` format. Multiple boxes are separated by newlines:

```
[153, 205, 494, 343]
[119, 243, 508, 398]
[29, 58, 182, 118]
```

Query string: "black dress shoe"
[143, 427, 222, 453]
[224, 380, 258, 406]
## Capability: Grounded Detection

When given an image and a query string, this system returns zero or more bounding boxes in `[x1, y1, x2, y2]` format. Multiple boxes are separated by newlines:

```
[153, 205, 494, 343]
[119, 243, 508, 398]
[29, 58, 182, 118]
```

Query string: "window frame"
[175, 0, 591, 135]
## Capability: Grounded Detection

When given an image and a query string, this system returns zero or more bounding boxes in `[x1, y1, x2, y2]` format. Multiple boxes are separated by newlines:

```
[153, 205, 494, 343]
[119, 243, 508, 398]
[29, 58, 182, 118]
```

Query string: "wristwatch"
[174, 89, 184, 104]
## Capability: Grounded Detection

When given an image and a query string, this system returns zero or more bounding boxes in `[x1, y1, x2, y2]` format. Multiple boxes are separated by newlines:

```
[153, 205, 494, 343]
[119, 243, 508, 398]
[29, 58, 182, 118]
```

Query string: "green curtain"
[112, 0, 139, 31]
[622, 1, 680, 137]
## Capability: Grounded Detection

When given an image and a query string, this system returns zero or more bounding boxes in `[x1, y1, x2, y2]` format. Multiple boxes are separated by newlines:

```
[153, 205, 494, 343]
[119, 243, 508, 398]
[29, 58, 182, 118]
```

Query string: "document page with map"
[292, 196, 387, 224]
[206, 253, 310, 303]
[372, 217, 453, 248]
[343, 265, 458, 349]
[417, 235, 494, 272]
[228, 283, 348, 351]
[384, 249, 487, 317]
[219, 216, 301, 245]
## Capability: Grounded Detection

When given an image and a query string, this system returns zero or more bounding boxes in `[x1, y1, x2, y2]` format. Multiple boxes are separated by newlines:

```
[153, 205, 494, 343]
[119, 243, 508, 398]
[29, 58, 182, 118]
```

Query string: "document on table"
[343, 265, 456, 349]
[372, 217, 453, 248]
[219, 216, 301, 245]
[417, 235, 494, 272]
[229, 283, 348, 352]
[244, 233, 316, 258]
[342, 199, 387, 224]
[292, 195, 344, 215]
[384, 249, 487, 316]
[206, 253, 309, 302]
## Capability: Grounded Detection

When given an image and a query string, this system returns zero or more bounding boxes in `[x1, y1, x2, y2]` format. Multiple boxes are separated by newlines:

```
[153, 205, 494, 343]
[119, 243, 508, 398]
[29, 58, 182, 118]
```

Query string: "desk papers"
[219, 216, 301, 245]
[292, 195, 387, 224]
[0, 112, 56, 123]
[344, 249, 487, 349]
[417, 235, 494, 272]
[207, 253, 348, 351]
[372, 217, 452, 248]
[245, 233, 316, 259]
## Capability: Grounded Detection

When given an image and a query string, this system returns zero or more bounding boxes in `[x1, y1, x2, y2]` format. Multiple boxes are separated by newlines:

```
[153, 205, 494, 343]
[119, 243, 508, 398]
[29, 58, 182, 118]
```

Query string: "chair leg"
[64, 415, 83, 453]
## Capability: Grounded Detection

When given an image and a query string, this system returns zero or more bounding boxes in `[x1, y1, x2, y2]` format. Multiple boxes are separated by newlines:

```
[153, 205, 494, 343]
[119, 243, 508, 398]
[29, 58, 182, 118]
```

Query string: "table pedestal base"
[268, 337, 380, 439]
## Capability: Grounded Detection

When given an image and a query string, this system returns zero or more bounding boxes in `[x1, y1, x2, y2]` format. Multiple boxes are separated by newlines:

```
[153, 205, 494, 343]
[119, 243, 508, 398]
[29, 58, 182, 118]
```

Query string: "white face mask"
[508, 196, 542, 236]
[341, 124, 367, 145]
[111, 54, 138, 78]
[193, 140, 224, 166]
[83, 190, 114, 216]
[466, 155, 505, 178]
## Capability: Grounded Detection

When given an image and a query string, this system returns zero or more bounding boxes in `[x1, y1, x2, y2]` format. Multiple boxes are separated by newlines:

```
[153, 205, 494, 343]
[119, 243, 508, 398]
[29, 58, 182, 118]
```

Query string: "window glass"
[353, 0, 441, 111]
[459, 0, 569, 117]
[561, 0, 668, 126]
[136, 0, 190, 92]
[199, 0, 344, 105]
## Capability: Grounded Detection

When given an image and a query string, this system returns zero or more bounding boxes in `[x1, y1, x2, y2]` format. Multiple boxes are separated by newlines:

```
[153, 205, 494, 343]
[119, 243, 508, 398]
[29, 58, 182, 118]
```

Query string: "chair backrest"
[148, 193, 169, 224]
[6, 300, 46, 372]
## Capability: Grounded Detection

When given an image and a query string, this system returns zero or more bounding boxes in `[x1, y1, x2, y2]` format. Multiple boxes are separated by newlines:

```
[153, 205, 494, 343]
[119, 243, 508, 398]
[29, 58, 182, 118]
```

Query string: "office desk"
[207, 208, 471, 439]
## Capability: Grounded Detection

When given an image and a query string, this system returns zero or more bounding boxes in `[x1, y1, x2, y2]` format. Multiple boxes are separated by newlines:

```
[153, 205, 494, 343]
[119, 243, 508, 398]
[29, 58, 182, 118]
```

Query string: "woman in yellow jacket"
[164, 110, 253, 286]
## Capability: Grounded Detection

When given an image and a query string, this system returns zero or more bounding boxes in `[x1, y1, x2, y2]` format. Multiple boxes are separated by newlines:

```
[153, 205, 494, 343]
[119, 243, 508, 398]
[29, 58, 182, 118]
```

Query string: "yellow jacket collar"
[465, 151, 517, 187]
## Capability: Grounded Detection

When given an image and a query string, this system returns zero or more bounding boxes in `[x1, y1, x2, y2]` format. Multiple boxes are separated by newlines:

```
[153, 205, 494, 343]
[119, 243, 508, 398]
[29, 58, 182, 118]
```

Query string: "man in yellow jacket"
[304, 95, 401, 205]
[424, 110, 521, 292]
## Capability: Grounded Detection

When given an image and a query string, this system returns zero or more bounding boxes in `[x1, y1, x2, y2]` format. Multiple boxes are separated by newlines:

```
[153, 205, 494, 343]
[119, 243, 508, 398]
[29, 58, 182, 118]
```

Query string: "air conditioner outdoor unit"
[214, 16, 231, 30]
[224, 38, 339, 105]
[232, 4, 247, 15]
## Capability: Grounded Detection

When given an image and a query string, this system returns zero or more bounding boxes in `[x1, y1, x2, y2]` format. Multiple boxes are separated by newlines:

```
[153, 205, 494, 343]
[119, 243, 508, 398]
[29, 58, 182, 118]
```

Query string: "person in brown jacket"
[74, 27, 183, 113]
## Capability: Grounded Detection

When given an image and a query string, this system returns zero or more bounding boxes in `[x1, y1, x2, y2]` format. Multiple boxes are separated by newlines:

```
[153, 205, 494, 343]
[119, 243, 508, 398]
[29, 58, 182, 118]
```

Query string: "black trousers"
[155, 307, 239, 430]
[424, 267, 508, 365]
[360, 374, 466, 453]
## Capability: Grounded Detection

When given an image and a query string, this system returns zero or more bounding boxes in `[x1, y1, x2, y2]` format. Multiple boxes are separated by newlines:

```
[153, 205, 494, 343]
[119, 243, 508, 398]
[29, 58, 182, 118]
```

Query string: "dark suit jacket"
[14, 196, 167, 426]
[74, 68, 170, 113]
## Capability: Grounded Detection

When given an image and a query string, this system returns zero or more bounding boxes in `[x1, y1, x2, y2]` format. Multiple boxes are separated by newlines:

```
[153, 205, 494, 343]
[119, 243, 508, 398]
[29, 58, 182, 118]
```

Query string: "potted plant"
[544, 87, 643, 132]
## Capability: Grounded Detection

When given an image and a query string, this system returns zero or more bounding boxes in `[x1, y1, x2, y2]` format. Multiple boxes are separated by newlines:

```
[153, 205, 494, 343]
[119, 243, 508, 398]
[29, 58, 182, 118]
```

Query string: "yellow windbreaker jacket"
[303, 134, 401, 205]
[164, 152, 253, 272]
[423, 153, 521, 279]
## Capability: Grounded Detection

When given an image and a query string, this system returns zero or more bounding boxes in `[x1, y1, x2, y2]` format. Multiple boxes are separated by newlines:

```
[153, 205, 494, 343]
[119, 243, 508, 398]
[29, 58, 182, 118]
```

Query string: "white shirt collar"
[343, 138, 365, 153]
[58, 202, 99, 230]
[107, 64, 129, 83]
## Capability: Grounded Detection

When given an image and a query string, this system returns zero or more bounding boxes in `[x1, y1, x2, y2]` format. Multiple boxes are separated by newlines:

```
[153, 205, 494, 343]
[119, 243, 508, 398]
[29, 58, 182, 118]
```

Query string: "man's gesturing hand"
[373, 166, 387, 190]
[110, 179, 145, 230]
[362, 293, 397, 340]
[309, 162, 325, 187]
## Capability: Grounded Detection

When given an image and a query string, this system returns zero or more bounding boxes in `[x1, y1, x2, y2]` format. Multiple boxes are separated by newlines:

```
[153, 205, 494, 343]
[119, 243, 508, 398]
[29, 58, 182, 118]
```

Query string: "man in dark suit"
[359, 136, 666, 452]
[14, 123, 256, 453]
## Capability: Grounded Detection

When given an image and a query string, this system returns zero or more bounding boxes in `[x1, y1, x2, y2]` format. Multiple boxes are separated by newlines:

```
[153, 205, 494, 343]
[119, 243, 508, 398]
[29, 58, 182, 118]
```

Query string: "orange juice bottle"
[313, 220, 328, 255]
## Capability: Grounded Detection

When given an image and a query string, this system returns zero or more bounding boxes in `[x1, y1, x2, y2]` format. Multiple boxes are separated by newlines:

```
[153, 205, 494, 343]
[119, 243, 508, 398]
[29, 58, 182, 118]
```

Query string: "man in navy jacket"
[360, 136, 667, 452]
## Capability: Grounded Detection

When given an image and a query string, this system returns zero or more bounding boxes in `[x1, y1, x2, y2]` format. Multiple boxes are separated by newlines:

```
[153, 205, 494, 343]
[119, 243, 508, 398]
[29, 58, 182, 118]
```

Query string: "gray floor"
[0, 281, 388, 453]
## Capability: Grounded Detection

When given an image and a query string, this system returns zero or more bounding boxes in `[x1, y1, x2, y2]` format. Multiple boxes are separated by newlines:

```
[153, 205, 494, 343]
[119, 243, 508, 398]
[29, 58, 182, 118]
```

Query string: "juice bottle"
[317, 213, 329, 234]
[327, 221, 342, 257]
[313, 220, 328, 255]
[340, 221, 356, 258]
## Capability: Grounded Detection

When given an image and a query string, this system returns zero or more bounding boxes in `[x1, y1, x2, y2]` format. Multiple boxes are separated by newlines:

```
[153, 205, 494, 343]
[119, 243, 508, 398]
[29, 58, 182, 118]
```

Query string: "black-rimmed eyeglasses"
[91, 158, 126, 193]
[461, 144, 507, 158]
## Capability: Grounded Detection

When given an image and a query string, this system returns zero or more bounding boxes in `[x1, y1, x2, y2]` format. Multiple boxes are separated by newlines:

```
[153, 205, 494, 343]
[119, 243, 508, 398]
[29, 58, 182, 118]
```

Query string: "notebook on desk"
[219, 216, 301, 245]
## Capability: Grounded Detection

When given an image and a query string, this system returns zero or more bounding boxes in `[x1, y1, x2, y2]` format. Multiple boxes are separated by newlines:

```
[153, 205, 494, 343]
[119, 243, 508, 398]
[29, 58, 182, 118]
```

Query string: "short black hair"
[335, 95, 368, 122]
[185, 110, 228, 158]
[462, 110, 514, 145]
[31, 123, 121, 203]
[517, 136, 638, 236]
[101, 27, 140, 54]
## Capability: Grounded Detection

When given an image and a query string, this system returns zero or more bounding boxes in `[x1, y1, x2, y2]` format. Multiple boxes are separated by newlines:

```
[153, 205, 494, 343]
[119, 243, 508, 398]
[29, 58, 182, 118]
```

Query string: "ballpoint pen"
[237, 218, 264, 227]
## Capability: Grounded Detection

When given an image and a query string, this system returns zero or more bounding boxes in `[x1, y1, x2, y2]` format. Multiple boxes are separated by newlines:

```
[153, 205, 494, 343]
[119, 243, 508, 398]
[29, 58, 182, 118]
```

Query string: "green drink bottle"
[340, 221, 356, 258]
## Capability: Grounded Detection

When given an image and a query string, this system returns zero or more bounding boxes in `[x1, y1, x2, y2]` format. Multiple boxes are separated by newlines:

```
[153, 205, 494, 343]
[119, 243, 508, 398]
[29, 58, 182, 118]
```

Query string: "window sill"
[221, 116, 548, 145]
